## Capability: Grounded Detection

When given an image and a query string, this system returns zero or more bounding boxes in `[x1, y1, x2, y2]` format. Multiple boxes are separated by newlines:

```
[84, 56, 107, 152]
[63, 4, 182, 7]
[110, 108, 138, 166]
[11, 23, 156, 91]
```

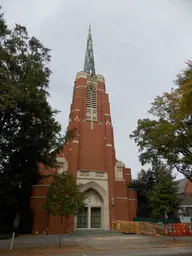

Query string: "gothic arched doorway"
[76, 187, 104, 229]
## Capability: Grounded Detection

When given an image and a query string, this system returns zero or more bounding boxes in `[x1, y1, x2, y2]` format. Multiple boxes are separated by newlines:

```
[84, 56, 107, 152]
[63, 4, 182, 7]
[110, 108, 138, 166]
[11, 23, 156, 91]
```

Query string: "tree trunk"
[65, 216, 68, 234]
[59, 216, 63, 248]
[168, 212, 176, 243]
[171, 222, 176, 242]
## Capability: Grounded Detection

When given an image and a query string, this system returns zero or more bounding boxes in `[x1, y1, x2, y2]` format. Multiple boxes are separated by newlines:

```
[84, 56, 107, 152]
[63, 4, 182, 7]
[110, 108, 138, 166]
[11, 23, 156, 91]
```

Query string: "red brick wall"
[78, 122, 105, 171]
[30, 73, 137, 234]
[48, 216, 74, 234]
[114, 199, 129, 221]
[127, 189, 137, 220]
[184, 178, 192, 199]
[30, 197, 48, 234]
[114, 181, 128, 197]
[123, 168, 131, 184]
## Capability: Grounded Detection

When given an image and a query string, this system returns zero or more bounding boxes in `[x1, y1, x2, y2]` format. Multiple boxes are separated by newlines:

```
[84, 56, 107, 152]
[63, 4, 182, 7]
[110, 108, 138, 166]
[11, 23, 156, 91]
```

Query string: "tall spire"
[84, 25, 96, 75]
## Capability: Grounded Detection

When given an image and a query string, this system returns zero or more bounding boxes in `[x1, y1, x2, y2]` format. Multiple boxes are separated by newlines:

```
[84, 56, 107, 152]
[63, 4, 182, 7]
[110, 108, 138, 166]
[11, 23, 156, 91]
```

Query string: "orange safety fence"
[111, 221, 192, 237]
[164, 223, 192, 236]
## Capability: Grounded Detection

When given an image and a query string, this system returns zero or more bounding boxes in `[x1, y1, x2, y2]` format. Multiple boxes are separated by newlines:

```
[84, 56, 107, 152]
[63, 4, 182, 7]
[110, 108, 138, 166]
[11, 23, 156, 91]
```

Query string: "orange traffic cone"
[153, 226, 157, 238]
[188, 225, 192, 236]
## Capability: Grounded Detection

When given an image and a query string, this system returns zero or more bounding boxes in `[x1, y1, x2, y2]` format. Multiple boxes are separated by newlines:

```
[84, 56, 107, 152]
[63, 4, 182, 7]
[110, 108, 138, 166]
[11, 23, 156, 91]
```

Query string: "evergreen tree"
[129, 169, 155, 217]
[129, 159, 181, 218]
[148, 171, 181, 218]
[43, 172, 85, 247]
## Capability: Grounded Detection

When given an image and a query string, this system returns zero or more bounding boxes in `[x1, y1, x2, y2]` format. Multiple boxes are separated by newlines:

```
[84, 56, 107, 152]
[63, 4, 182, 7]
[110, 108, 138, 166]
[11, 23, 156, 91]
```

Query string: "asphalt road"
[1, 235, 192, 256]
[67, 247, 192, 256]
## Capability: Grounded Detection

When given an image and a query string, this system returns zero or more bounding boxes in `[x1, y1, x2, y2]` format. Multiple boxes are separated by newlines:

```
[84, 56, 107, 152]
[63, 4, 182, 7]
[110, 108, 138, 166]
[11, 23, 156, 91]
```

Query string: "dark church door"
[91, 207, 101, 228]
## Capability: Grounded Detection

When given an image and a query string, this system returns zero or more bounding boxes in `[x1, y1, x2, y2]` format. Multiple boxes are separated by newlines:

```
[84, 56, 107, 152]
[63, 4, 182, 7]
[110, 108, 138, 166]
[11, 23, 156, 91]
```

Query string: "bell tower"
[30, 26, 137, 234]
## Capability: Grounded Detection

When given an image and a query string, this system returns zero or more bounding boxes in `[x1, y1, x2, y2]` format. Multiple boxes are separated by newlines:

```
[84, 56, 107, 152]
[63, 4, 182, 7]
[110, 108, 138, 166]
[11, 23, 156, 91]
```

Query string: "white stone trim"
[97, 88, 105, 92]
[76, 86, 86, 89]
[80, 181, 106, 197]
[114, 179, 125, 182]
[74, 96, 83, 99]
[106, 144, 112, 147]
[73, 109, 80, 112]
[74, 116, 80, 122]
[97, 74, 105, 82]
[104, 113, 110, 116]
[87, 75, 97, 82]
[73, 140, 79, 143]
[76, 72, 87, 79]
[105, 121, 111, 126]
[77, 171, 107, 180]
[115, 197, 137, 201]
[32, 185, 50, 187]
[31, 196, 46, 199]
[76, 172, 109, 230]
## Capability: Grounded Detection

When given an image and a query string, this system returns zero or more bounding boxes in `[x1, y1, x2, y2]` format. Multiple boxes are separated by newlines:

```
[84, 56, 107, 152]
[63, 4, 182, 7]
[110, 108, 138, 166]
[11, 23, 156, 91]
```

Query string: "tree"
[129, 159, 169, 217]
[130, 61, 192, 181]
[0, 7, 75, 233]
[148, 171, 181, 219]
[43, 172, 85, 247]
[129, 169, 155, 217]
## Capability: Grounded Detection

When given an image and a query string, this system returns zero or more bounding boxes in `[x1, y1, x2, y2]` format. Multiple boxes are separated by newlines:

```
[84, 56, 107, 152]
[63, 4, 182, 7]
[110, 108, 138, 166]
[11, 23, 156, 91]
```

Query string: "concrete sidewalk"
[0, 234, 192, 255]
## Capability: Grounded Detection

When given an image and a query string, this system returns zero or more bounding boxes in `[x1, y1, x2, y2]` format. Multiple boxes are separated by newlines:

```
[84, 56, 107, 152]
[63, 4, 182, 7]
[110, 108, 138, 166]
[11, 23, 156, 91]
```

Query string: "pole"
[59, 216, 63, 248]
[10, 232, 15, 250]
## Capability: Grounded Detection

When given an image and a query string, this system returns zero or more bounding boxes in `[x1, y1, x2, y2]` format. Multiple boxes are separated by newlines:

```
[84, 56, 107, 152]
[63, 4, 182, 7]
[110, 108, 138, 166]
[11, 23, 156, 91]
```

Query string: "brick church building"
[31, 26, 137, 234]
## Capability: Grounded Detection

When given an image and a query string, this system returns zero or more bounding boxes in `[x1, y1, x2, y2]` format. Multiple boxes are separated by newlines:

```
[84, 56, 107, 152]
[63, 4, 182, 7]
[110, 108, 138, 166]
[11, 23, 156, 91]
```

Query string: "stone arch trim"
[80, 181, 106, 198]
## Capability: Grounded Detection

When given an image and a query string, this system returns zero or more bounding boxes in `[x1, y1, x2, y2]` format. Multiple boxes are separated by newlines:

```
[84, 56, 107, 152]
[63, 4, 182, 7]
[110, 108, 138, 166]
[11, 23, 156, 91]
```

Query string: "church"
[30, 26, 137, 234]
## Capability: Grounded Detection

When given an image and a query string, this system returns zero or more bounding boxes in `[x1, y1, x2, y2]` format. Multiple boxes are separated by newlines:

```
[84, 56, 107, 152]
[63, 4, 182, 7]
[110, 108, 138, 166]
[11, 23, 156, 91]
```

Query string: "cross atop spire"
[84, 25, 96, 76]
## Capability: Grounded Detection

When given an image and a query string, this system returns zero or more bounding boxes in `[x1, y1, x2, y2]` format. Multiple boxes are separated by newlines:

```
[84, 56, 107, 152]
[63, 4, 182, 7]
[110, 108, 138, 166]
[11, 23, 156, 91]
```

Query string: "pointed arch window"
[86, 84, 97, 122]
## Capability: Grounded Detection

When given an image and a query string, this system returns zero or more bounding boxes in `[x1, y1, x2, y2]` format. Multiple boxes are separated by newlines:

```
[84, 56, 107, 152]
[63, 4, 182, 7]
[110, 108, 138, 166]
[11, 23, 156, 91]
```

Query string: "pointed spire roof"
[84, 25, 96, 75]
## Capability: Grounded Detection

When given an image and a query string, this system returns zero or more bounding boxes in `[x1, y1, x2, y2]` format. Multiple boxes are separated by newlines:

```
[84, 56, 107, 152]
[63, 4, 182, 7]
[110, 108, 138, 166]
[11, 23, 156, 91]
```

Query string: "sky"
[1, 0, 192, 179]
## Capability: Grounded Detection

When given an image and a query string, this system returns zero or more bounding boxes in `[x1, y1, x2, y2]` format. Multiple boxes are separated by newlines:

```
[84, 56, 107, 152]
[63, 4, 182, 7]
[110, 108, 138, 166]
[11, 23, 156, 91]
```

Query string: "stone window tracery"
[86, 84, 97, 121]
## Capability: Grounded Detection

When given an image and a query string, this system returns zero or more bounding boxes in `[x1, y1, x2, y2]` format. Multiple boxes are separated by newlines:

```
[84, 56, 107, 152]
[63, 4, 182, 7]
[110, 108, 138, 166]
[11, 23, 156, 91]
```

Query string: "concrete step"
[66, 229, 124, 237]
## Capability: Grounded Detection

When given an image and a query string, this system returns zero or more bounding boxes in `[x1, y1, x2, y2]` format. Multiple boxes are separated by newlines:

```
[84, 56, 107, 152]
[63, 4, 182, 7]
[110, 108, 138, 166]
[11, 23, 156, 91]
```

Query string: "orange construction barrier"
[168, 224, 172, 236]
[164, 223, 192, 237]
[182, 224, 187, 236]
[177, 224, 181, 236]
[164, 227, 168, 236]
[174, 224, 181, 236]
[178, 223, 183, 236]
[184, 224, 189, 236]
[153, 225, 157, 238]
[188, 225, 192, 236]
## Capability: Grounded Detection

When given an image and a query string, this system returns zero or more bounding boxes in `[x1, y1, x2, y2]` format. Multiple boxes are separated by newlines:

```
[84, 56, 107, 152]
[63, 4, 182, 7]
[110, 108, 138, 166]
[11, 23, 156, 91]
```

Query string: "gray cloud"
[2, 0, 192, 178]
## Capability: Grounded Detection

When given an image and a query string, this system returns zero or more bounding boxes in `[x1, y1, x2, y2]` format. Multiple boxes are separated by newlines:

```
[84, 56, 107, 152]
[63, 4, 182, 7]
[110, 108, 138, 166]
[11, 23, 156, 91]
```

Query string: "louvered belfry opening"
[86, 84, 97, 122]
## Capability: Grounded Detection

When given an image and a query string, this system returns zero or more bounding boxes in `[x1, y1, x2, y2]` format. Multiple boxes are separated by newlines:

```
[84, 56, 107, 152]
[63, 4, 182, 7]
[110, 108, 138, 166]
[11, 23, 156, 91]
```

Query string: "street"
[1, 235, 192, 256]
[69, 248, 192, 256]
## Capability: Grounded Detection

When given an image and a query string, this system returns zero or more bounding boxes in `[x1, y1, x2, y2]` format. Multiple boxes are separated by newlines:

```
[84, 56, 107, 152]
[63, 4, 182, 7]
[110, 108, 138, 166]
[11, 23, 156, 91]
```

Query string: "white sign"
[179, 215, 191, 223]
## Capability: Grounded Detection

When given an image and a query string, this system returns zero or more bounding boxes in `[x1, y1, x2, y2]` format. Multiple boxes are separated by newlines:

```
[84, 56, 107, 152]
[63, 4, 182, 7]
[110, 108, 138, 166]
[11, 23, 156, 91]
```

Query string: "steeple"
[84, 25, 96, 75]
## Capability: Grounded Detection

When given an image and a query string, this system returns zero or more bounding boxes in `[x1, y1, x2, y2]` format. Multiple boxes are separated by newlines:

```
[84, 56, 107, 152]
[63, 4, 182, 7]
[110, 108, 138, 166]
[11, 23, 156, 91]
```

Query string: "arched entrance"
[76, 182, 105, 229]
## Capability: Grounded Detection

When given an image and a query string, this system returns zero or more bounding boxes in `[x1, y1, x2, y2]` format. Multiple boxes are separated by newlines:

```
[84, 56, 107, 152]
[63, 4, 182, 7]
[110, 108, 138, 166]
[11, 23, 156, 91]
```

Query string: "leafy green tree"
[148, 170, 181, 219]
[0, 7, 75, 233]
[130, 61, 192, 181]
[43, 172, 85, 247]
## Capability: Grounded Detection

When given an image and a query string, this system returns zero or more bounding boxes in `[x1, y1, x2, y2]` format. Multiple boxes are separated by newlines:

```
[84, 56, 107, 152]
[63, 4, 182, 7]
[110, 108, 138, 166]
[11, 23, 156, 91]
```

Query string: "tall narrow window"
[86, 84, 97, 121]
